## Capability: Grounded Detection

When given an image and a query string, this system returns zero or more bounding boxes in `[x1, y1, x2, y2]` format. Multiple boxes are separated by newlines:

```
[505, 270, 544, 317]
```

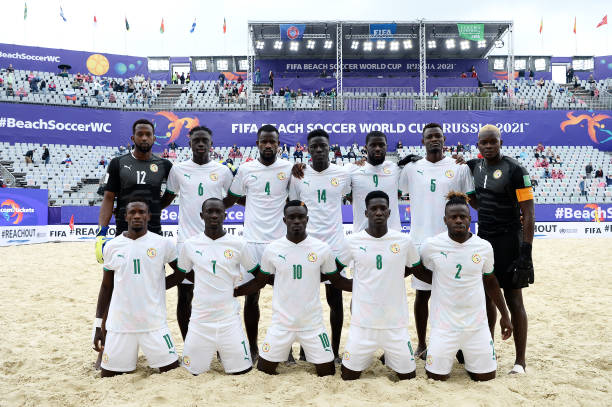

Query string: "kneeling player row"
[93, 192, 512, 381]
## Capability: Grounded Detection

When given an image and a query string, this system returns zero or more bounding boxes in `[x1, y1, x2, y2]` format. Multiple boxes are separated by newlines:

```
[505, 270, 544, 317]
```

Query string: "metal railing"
[0, 163, 16, 186]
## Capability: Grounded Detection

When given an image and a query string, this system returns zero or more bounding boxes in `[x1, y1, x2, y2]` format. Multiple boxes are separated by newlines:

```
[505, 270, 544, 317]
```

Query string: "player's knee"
[469, 370, 496, 381]
[340, 365, 360, 380]
[425, 370, 449, 381]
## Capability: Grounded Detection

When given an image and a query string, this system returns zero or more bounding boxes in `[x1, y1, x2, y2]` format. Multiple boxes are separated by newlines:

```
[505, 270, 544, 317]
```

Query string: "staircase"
[150, 84, 183, 109]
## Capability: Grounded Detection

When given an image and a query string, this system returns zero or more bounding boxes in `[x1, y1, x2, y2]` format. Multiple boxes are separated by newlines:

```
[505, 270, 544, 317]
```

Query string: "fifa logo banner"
[0, 188, 49, 246]
[369, 23, 397, 40]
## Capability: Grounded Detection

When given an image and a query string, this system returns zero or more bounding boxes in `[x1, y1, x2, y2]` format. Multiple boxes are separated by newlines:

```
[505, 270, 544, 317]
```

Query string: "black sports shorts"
[478, 229, 523, 290]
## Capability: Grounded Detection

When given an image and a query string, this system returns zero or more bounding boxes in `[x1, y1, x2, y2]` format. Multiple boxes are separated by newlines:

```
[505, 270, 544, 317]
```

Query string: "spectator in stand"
[187, 94, 194, 106]
[16, 86, 27, 99]
[48, 80, 56, 92]
[0, 77, 4, 88]
[566, 66, 574, 84]
[255, 67, 261, 84]
[585, 162, 593, 178]
[218, 72, 226, 87]
[556, 169, 565, 179]
[268, 70, 274, 88]
[117, 145, 126, 156]
[529, 69, 534, 81]
[518, 148, 528, 159]
[39, 78, 46, 93]
[172, 72, 178, 84]
[545, 147, 554, 163]
[543, 168, 551, 179]
[470, 66, 477, 78]
[293, 147, 304, 162]
[42, 145, 50, 164]
[198, 83, 206, 94]
[537, 78, 545, 87]
[606, 174, 612, 187]
[551, 169, 558, 179]
[456, 141, 464, 153]
[228, 145, 243, 159]
[396, 140, 403, 151]
[181, 85, 188, 94]
[579, 177, 587, 196]
[61, 154, 72, 165]
[168, 141, 178, 151]
[295, 142, 305, 152]
[534, 158, 543, 168]
[346, 148, 357, 160]
[555, 155, 563, 165]
[595, 168, 604, 178]
[186, 73, 191, 84]
[587, 74, 596, 85]
[180, 73, 185, 84]
[109, 92, 117, 103]
[536, 143, 545, 154]
[546, 91, 553, 109]
[162, 148, 169, 158]
[99, 156, 107, 167]
[573, 75, 580, 89]
[0, 176, 5, 188]
[25, 148, 35, 164]
[7, 63, 14, 73]
[168, 149, 177, 159]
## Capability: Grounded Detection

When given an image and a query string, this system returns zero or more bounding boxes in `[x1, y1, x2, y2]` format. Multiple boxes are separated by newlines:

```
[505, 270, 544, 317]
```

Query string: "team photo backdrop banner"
[51, 203, 612, 225]
[0, 188, 49, 246]
[0, 43, 148, 78]
[1, 103, 611, 151]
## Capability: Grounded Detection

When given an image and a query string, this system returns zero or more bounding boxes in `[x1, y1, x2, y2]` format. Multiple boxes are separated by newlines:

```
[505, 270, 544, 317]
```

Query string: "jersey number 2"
[455, 264, 462, 279]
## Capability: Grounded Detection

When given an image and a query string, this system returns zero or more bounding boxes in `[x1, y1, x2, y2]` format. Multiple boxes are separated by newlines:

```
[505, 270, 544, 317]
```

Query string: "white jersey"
[166, 160, 233, 243]
[337, 229, 420, 329]
[289, 164, 351, 251]
[177, 233, 257, 323]
[420, 233, 494, 332]
[399, 157, 475, 245]
[349, 161, 402, 232]
[228, 159, 292, 243]
[260, 236, 337, 331]
[102, 232, 177, 333]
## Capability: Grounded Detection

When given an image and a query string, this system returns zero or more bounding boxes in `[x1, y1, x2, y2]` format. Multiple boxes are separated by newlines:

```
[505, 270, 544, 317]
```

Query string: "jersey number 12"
[136, 171, 147, 184]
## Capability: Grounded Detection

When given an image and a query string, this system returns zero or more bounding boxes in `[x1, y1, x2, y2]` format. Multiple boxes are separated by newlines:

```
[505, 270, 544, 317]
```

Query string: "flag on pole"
[160, 18, 165, 34]
[125, 17, 130, 31]
[94, 16, 97, 25]
[539, 17, 543, 34]
[223, 17, 226, 34]
[69, 215, 74, 233]
[60, 6, 67, 22]
[190, 19, 196, 33]
[596, 15, 608, 28]
[573, 17, 576, 34]
[24, 2, 27, 20]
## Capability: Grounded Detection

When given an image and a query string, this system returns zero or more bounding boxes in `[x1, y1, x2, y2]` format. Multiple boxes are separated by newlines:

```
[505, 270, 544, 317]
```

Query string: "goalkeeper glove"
[95, 226, 110, 264]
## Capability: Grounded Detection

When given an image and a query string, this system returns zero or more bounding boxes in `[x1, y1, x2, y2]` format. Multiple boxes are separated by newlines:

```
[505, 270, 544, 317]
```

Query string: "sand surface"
[0, 239, 610, 407]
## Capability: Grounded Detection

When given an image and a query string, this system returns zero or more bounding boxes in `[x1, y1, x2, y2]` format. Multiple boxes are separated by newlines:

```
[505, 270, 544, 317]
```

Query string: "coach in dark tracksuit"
[466, 124, 535, 375]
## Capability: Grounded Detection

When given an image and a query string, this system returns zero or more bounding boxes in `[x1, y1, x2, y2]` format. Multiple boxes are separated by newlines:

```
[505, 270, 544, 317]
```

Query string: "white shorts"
[182, 316, 252, 374]
[238, 242, 268, 284]
[177, 242, 192, 285]
[260, 323, 334, 364]
[101, 326, 178, 372]
[426, 326, 497, 375]
[342, 325, 416, 374]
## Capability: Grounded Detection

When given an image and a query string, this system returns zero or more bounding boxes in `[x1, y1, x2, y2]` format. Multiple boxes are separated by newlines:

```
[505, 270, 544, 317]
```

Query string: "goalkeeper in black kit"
[466, 125, 535, 375]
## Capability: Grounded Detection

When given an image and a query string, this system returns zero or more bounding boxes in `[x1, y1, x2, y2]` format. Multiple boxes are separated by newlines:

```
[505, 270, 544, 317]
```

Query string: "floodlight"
[376, 40, 386, 49]
[445, 39, 455, 49]
[307, 40, 316, 49]
[290, 41, 299, 51]
[477, 40, 486, 48]
[390, 41, 399, 51]
[427, 40, 436, 49]
[363, 41, 373, 51]
[274, 40, 283, 50]
[255, 41, 265, 50]
[460, 40, 470, 50]
[403, 40, 412, 49]
[351, 41, 359, 49]
[324, 40, 333, 49]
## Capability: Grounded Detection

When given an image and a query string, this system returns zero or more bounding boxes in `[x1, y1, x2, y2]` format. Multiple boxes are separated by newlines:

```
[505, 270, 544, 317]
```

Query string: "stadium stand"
[2, 141, 610, 206]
